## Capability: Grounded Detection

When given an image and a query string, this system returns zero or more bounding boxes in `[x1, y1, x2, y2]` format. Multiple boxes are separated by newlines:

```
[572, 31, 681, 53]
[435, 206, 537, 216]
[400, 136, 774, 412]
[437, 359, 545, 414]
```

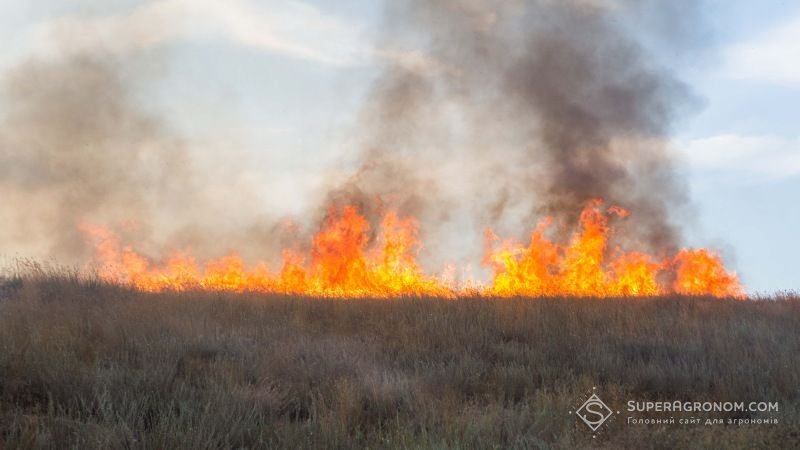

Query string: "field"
[0, 269, 798, 449]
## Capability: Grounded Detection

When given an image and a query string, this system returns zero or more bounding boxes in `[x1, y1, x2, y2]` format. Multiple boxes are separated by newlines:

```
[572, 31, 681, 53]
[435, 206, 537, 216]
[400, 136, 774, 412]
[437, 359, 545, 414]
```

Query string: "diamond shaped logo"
[575, 393, 613, 431]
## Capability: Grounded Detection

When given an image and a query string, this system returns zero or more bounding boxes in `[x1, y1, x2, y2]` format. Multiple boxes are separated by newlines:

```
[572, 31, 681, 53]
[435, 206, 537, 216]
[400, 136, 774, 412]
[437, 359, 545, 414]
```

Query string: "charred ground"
[0, 269, 797, 449]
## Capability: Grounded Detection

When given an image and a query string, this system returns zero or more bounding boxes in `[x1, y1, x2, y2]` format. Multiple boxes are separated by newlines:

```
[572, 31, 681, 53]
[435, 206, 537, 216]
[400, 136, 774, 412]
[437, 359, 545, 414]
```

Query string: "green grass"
[0, 269, 798, 449]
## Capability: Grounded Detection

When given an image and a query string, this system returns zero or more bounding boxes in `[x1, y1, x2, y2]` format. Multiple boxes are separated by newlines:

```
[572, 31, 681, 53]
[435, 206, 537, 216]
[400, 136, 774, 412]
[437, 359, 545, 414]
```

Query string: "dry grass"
[0, 267, 798, 449]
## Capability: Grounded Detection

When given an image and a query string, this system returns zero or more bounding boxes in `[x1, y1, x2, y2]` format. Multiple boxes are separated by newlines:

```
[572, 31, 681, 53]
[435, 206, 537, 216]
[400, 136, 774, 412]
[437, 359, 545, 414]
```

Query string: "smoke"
[343, 0, 701, 255]
[0, 53, 187, 262]
[0, 50, 282, 265]
[0, 0, 706, 273]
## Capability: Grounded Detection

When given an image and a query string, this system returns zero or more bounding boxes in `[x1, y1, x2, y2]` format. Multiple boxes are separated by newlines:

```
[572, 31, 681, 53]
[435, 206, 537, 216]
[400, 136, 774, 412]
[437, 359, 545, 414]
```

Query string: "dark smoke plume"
[345, 0, 700, 255]
[0, 0, 705, 273]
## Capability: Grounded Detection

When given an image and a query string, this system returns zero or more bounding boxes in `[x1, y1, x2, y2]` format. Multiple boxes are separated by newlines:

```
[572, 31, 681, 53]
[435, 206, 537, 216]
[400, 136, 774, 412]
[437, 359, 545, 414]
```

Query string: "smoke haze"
[0, 0, 705, 271]
[346, 0, 701, 257]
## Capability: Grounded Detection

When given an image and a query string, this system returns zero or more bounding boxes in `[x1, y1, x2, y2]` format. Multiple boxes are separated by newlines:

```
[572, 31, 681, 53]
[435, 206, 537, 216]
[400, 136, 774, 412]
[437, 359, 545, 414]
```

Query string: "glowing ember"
[81, 200, 745, 298]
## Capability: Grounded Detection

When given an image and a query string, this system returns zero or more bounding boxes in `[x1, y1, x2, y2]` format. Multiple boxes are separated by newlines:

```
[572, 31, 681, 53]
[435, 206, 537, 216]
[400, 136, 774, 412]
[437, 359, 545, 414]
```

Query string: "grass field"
[0, 269, 798, 449]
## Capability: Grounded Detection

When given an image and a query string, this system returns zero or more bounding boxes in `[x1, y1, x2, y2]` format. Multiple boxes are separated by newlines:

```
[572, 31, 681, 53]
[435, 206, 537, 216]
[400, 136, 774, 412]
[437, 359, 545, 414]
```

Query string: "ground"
[0, 273, 797, 449]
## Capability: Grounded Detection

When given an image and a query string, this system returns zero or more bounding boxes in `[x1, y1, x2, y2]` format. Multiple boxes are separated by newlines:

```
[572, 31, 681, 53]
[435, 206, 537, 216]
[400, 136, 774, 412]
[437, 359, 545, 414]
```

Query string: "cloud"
[680, 134, 800, 179]
[19, 0, 455, 79]
[26, 0, 368, 66]
[724, 14, 800, 86]
[373, 48, 453, 77]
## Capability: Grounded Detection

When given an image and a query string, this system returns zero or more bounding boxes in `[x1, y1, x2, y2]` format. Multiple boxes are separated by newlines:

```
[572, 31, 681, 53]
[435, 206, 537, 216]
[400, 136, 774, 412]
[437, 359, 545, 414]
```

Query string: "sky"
[0, 0, 797, 293]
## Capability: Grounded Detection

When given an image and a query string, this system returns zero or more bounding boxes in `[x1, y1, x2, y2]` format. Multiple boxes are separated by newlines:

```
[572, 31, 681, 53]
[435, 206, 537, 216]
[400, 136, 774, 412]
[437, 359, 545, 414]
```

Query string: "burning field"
[0, 0, 796, 448]
[79, 199, 743, 298]
[0, 0, 749, 300]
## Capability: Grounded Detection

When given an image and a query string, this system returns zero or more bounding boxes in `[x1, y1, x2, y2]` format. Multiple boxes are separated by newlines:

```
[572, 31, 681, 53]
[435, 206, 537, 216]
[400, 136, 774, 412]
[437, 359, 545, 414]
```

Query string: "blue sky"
[0, 0, 797, 293]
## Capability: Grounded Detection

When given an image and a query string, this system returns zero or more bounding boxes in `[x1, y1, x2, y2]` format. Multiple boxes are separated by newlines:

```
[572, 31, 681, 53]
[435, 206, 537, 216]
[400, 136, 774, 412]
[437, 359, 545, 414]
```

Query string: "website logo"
[576, 394, 613, 430]
[570, 387, 619, 437]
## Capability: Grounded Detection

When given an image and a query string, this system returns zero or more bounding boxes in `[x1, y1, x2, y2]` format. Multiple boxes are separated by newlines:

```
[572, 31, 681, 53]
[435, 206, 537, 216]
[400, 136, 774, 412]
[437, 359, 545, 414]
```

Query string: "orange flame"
[482, 199, 664, 297]
[672, 249, 745, 298]
[81, 200, 745, 298]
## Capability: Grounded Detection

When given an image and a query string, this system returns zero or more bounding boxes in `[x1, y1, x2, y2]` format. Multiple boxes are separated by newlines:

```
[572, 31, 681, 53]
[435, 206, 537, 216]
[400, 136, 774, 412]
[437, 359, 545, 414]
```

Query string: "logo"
[576, 394, 613, 430]
[570, 387, 619, 438]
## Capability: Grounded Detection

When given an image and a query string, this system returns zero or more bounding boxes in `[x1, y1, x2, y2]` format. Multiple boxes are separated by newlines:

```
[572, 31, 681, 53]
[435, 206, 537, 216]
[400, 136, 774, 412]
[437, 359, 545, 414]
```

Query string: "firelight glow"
[80, 199, 744, 298]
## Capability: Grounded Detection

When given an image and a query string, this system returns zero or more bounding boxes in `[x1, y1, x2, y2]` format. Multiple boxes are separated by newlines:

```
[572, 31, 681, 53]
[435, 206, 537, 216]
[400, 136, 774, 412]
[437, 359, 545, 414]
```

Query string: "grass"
[0, 267, 798, 449]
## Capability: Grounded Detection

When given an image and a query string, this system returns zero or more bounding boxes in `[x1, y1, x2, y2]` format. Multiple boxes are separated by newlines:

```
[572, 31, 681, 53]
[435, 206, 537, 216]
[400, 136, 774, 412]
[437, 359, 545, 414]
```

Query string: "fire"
[672, 249, 745, 298]
[483, 200, 744, 298]
[80, 206, 451, 297]
[81, 200, 746, 298]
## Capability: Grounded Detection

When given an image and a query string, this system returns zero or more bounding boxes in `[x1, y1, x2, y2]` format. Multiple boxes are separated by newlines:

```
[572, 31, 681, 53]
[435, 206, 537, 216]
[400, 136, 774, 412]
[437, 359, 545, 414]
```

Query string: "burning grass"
[0, 269, 796, 449]
[80, 200, 745, 299]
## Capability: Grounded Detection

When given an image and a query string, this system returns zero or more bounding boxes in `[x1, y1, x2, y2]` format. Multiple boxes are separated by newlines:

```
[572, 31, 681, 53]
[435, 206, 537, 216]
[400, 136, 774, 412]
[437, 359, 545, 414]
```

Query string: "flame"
[482, 199, 664, 297]
[672, 249, 745, 298]
[81, 206, 450, 297]
[81, 200, 745, 298]
[483, 200, 744, 298]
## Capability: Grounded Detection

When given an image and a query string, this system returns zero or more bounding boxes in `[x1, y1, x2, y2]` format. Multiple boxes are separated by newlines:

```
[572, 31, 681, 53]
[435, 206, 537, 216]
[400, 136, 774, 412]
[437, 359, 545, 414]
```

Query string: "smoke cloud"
[0, 53, 190, 262]
[343, 0, 701, 256]
[0, 0, 706, 273]
[0, 51, 282, 265]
